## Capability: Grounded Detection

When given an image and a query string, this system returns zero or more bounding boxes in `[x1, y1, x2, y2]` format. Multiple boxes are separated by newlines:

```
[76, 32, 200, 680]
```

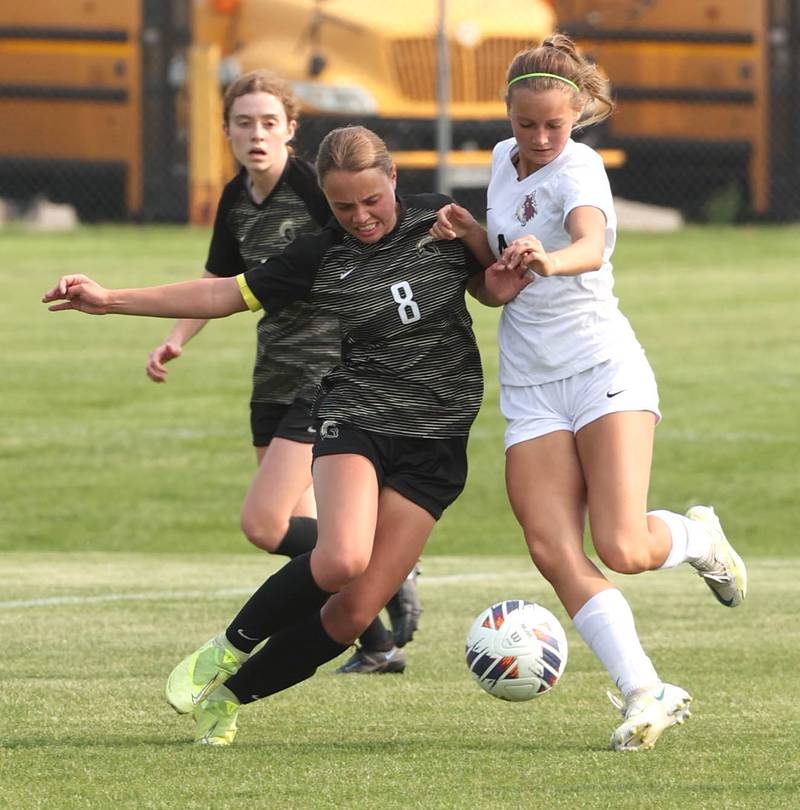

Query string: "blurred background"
[1, 0, 799, 227]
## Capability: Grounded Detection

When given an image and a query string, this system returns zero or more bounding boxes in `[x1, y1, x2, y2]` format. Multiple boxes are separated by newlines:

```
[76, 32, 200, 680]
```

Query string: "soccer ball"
[465, 599, 568, 701]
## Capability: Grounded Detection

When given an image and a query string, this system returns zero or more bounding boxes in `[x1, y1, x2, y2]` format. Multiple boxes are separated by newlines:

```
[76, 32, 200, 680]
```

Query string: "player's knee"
[321, 600, 372, 644]
[524, 530, 564, 584]
[239, 508, 287, 553]
[311, 549, 370, 592]
[595, 532, 650, 574]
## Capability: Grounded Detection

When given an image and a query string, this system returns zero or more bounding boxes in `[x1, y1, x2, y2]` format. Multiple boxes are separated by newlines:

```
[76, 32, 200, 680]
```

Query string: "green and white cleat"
[166, 636, 242, 715]
[609, 683, 692, 752]
[193, 696, 239, 747]
[687, 505, 748, 607]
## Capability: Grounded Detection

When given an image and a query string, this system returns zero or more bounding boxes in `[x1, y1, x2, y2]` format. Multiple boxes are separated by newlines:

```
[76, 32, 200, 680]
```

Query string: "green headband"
[507, 72, 580, 93]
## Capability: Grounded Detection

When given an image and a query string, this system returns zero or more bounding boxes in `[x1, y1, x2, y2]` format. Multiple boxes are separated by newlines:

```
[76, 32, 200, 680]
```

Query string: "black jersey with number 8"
[238, 193, 485, 439]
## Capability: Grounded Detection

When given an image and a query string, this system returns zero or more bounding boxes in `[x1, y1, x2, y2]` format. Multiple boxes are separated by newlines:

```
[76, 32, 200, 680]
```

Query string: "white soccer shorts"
[501, 350, 661, 450]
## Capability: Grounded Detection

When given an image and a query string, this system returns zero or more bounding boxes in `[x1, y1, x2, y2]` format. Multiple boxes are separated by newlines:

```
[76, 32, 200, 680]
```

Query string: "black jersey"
[206, 157, 341, 404]
[238, 193, 485, 439]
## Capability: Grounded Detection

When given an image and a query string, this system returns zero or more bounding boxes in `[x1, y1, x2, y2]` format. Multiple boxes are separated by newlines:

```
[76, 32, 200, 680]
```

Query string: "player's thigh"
[575, 410, 656, 552]
[243, 438, 314, 519]
[310, 453, 380, 583]
[505, 430, 587, 546]
[322, 486, 433, 637]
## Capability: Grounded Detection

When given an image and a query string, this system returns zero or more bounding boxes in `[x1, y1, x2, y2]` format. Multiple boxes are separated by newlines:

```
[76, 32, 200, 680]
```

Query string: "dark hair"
[505, 32, 614, 129]
[316, 126, 394, 183]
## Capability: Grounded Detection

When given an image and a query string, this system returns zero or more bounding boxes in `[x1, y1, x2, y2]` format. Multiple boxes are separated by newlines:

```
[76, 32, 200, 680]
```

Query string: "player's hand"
[146, 341, 183, 383]
[483, 259, 535, 303]
[42, 274, 112, 314]
[430, 203, 478, 241]
[501, 235, 555, 277]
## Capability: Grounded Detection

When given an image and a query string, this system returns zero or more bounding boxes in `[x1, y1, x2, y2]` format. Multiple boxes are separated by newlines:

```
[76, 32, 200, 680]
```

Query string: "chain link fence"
[2, 1, 799, 225]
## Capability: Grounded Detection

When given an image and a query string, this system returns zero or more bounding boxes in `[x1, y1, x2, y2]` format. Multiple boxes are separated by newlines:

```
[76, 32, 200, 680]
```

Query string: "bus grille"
[391, 37, 536, 103]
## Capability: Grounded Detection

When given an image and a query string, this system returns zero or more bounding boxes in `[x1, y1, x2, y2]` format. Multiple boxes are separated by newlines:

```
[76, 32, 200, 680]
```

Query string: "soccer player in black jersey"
[145, 71, 420, 672]
[43, 126, 531, 746]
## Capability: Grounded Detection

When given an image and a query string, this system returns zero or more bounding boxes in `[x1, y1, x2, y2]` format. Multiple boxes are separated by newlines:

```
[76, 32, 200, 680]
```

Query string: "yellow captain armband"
[236, 274, 262, 312]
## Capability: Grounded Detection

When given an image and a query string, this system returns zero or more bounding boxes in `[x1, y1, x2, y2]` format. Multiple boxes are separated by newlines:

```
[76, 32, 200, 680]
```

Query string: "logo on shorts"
[320, 420, 339, 439]
[606, 390, 626, 398]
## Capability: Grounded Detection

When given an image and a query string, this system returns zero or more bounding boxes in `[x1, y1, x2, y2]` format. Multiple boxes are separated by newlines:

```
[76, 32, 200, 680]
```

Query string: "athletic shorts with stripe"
[311, 421, 468, 520]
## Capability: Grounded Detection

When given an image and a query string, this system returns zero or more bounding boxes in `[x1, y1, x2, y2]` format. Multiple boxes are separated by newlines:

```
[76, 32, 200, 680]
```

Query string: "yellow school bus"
[557, 0, 796, 219]
[0, 0, 556, 221]
[1, 0, 795, 220]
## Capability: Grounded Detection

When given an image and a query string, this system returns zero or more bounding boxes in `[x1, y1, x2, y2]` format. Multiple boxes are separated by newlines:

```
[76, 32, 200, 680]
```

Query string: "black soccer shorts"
[250, 398, 318, 447]
[311, 420, 468, 520]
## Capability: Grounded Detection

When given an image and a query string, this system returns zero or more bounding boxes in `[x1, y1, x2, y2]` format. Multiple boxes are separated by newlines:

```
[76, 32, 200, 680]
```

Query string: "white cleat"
[687, 505, 747, 607]
[609, 683, 692, 752]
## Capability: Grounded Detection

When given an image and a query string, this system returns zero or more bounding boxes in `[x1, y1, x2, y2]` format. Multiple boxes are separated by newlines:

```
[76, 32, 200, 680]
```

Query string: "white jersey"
[487, 137, 641, 385]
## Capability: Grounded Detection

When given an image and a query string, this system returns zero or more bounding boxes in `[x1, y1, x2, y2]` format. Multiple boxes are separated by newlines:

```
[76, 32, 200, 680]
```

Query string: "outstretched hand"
[429, 203, 478, 241]
[42, 274, 112, 315]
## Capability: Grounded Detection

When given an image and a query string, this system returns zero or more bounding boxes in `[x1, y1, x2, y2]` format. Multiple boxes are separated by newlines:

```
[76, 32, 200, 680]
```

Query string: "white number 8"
[390, 281, 421, 324]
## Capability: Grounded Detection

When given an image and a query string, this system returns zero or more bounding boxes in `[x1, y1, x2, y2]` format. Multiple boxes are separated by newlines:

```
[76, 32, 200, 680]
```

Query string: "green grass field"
[1, 224, 799, 807]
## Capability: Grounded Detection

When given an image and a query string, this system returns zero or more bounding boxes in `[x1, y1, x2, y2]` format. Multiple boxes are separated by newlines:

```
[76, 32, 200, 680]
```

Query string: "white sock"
[650, 510, 711, 568]
[572, 588, 660, 697]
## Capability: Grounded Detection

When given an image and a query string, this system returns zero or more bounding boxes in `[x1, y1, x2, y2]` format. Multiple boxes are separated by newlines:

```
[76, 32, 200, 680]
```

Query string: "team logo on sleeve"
[515, 192, 537, 225]
[278, 219, 297, 243]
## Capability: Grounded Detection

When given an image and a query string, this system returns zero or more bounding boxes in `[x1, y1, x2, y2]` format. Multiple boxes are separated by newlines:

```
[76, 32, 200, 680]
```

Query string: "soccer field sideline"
[0, 570, 519, 610]
[0, 553, 793, 616]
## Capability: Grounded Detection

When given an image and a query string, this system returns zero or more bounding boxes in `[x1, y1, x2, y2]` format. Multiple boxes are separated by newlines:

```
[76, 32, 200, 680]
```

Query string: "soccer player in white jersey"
[144, 70, 420, 672]
[43, 126, 529, 746]
[431, 33, 748, 752]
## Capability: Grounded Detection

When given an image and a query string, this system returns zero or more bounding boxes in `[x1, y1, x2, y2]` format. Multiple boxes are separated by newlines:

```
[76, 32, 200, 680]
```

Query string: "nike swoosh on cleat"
[715, 593, 736, 607]
[191, 683, 214, 705]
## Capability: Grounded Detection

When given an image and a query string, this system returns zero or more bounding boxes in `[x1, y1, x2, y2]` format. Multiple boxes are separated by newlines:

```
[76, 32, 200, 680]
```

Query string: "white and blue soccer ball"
[465, 599, 568, 702]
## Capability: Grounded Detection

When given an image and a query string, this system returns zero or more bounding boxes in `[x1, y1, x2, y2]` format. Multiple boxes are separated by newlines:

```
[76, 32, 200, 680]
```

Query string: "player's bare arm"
[145, 270, 220, 382]
[43, 275, 247, 319]
[502, 205, 606, 277]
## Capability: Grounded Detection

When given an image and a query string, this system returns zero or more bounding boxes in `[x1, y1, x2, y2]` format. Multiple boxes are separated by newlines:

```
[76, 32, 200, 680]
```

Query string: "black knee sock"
[225, 552, 333, 654]
[226, 611, 349, 704]
[357, 617, 394, 652]
[274, 516, 318, 558]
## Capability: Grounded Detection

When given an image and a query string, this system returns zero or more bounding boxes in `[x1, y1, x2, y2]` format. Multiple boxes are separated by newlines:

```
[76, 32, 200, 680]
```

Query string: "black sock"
[274, 517, 318, 558]
[225, 552, 332, 654]
[226, 611, 349, 704]
[357, 617, 394, 652]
